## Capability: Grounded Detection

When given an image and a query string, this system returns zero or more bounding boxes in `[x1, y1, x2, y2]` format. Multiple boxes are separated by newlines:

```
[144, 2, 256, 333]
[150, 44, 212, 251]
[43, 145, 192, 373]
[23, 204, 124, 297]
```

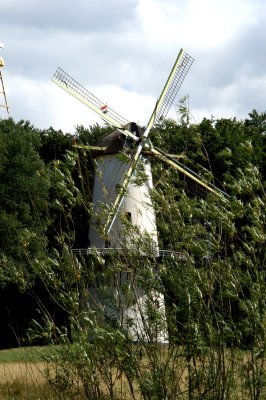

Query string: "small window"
[125, 211, 132, 222]
[154, 299, 160, 309]
[115, 184, 122, 193]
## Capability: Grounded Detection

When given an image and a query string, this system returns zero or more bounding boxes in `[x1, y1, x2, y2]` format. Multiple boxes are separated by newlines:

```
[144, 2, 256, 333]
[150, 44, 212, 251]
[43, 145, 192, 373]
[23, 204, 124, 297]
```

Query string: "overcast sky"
[1, 0, 266, 133]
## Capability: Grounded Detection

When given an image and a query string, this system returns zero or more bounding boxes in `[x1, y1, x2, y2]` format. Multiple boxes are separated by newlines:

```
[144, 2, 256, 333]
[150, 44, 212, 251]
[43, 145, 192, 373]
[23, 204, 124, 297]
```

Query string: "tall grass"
[8, 150, 265, 399]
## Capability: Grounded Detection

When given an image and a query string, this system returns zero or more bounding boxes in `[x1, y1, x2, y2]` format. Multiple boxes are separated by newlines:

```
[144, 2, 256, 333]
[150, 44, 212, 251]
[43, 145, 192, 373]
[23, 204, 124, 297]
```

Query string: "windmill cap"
[91, 122, 143, 157]
[92, 130, 125, 157]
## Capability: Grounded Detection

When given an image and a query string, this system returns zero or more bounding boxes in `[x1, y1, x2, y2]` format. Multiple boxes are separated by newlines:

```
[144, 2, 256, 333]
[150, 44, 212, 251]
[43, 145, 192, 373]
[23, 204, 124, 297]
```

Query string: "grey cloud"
[185, 8, 266, 119]
[1, 0, 176, 98]
[2, 0, 266, 131]
[1, 0, 137, 33]
[1, 0, 140, 79]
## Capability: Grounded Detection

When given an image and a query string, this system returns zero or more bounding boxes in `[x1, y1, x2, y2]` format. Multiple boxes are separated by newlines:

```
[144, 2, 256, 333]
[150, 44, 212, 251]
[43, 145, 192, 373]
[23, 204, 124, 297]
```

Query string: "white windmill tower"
[0, 42, 9, 114]
[52, 49, 226, 341]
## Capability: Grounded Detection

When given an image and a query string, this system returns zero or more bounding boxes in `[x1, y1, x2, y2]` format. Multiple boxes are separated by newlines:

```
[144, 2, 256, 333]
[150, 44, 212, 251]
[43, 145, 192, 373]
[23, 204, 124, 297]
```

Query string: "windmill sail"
[147, 49, 194, 130]
[104, 50, 194, 234]
[151, 147, 228, 198]
[52, 68, 138, 142]
[89, 156, 132, 244]
[104, 143, 145, 234]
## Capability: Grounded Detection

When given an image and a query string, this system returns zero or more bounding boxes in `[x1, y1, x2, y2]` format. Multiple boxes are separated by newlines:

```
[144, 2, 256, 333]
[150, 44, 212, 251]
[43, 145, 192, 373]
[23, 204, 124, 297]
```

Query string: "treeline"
[0, 111, 265, 348]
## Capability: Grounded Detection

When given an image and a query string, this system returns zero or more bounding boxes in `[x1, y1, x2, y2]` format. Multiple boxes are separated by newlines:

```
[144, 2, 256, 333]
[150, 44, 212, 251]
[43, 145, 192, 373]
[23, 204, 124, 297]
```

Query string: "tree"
[39, 127, 73, 164]
[0, 118, 50, 288]
[244, 110, 266, 178]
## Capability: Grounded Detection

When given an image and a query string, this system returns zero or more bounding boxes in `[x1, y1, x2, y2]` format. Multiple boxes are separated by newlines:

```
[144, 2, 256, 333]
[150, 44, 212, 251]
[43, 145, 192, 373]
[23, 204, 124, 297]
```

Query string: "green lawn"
[0, 345, 52, 363]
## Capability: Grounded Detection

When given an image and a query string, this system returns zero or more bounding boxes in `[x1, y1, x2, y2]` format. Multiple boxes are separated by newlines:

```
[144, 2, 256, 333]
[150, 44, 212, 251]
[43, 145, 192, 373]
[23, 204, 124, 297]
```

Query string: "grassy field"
[0, 346, 55, 400]
[1, 345, 165, 400]
[0, 345, 264, 399]
[0, 345, 50, 363]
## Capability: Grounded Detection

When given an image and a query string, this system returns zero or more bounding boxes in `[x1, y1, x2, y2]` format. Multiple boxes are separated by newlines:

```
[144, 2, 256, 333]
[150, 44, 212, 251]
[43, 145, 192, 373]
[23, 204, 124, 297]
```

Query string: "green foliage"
[39, 127, 73, 163]
[0, 118, 50, 288]
[75, 123, 113, 146]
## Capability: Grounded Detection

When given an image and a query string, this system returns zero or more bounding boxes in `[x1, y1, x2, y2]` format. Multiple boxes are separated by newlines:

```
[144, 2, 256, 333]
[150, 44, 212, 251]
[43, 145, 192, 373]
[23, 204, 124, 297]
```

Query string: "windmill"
[0, 42, 9, 114]
[52, 49, 226, 341]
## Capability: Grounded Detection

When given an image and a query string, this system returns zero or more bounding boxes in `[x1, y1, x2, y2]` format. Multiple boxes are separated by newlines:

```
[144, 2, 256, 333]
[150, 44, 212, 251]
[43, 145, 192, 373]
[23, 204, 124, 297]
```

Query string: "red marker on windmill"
[100, 104, 108, 114]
